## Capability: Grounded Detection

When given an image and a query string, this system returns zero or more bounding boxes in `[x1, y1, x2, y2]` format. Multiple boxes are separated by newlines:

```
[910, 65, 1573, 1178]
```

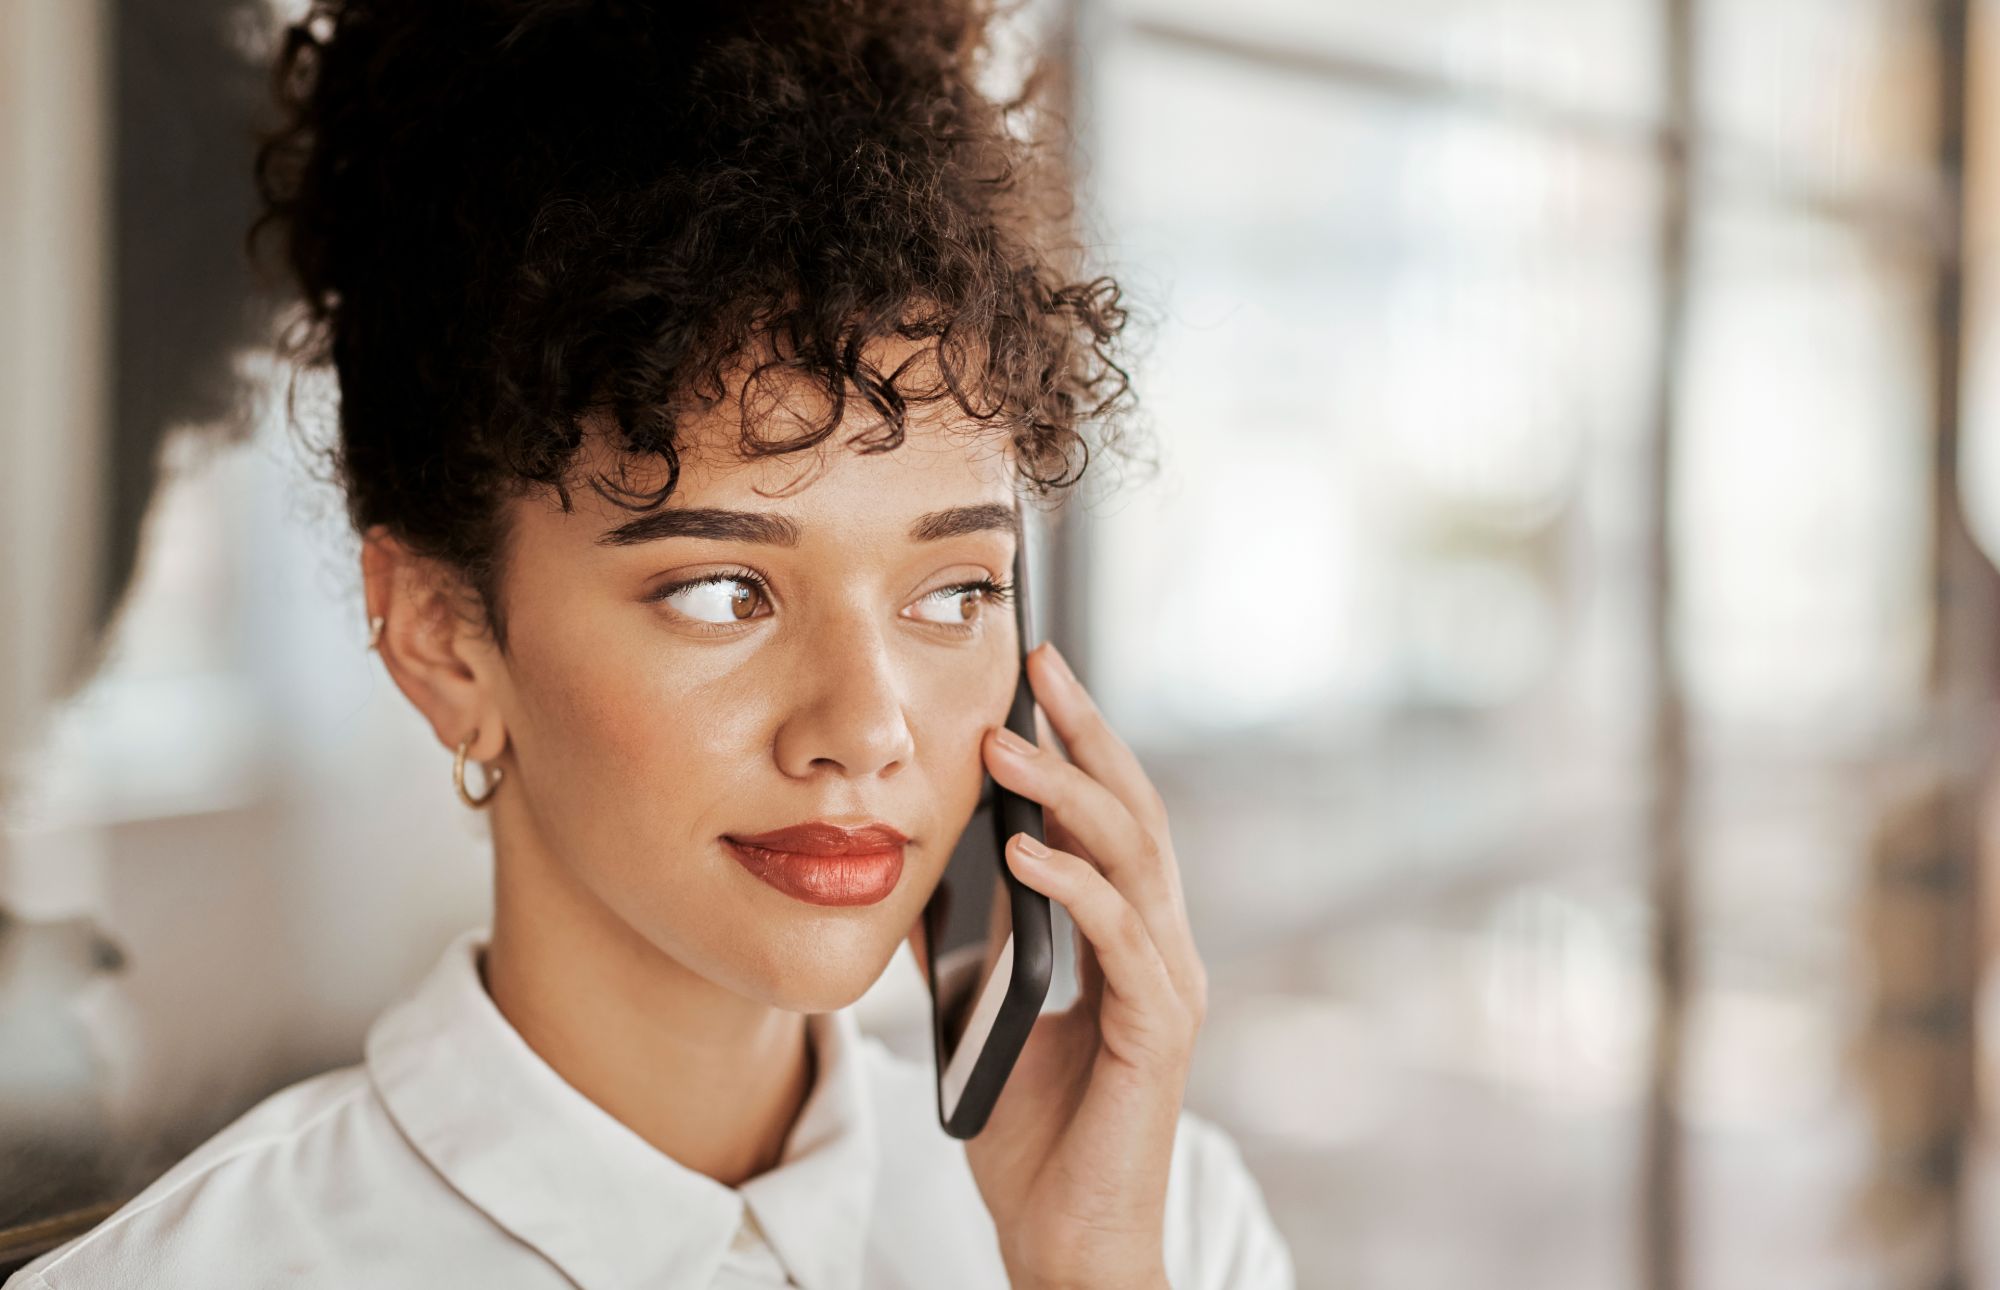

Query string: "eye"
[650, 571, 772, 626]
[909, 576, 1014, 629]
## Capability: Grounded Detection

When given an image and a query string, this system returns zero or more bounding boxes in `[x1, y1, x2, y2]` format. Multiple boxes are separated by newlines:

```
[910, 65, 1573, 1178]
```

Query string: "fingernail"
[1014, 832, 1050, 859]
[992, 725, 1037, 757]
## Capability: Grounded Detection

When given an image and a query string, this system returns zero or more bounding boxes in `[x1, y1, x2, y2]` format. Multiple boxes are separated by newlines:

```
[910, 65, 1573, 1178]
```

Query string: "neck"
[481, 822, 815, 1188]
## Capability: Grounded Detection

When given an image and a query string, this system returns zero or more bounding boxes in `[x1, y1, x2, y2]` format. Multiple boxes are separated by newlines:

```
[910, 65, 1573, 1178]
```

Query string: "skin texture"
[361, 352, 1205, 1289]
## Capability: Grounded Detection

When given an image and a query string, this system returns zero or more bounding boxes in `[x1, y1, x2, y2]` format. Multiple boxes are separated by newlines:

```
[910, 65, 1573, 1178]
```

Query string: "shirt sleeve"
[1163, 1110, 1297, 1290]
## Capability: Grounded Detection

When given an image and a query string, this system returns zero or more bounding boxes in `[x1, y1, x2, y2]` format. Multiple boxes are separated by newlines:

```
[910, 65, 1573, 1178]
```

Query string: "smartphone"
[920, 499, 1059, 1140]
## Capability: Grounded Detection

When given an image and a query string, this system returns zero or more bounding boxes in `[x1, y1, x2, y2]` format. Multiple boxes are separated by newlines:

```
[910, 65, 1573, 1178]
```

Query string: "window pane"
[1675, 205, 1932, 738]
[1086, 32, 1662, 1289]
[1698, 0, 1938, 203]
[1086, 36, 1660, 742]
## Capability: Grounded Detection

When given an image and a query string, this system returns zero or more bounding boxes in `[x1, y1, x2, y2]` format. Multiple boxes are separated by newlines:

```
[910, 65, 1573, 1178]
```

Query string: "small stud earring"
[367, 615, 386, 652]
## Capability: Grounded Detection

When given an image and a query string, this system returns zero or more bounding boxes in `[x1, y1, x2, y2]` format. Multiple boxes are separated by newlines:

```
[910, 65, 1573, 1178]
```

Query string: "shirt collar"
[364, 927, 879, 1290]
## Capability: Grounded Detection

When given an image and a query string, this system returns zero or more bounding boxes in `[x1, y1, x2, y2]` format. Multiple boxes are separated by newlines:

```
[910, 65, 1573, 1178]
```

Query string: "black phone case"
[924, 511, 1054, 1140]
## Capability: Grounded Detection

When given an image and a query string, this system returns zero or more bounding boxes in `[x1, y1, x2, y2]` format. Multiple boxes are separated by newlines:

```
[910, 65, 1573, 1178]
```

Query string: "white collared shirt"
[7, 929, 1295, 1290]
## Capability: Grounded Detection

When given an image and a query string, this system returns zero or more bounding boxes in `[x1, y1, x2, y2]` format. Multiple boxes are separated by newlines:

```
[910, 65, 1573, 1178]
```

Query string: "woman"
[6, 1, 1294, 1287]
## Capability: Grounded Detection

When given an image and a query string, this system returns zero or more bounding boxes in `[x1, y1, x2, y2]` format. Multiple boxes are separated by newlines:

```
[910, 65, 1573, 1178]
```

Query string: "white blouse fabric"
[7, 928, 1296, 1290]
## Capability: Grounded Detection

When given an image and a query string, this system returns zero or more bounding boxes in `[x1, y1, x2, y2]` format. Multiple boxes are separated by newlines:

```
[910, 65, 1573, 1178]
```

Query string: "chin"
[772, 982, 874, 1015]
[741, 968, 883, 1015]
[599, 918, 874, 1015]
[728, 935, 904, 1015]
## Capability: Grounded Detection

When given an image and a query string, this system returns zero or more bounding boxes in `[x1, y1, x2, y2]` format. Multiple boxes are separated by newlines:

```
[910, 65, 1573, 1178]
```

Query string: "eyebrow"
[595, 501, 1020, 548]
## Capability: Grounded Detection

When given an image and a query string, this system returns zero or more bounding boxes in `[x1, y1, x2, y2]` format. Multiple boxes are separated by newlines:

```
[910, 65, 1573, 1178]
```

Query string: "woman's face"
[481, 386, 1023, 1013]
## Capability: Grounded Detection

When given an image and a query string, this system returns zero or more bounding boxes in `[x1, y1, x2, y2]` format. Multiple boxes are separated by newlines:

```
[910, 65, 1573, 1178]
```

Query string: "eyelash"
[646, 567, 1015, 636]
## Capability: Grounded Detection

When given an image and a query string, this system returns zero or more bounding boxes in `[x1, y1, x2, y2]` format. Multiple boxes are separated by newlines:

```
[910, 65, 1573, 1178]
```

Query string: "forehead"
[672, 400, 1015, 514]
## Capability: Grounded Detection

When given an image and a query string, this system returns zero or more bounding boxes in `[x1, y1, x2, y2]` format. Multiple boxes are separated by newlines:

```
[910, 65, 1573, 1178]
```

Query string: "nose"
[771, 604, 917, 782]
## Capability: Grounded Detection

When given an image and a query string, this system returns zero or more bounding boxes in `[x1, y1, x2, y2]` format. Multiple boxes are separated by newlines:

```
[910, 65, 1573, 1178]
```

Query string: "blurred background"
[9, 0, 2000, 1286]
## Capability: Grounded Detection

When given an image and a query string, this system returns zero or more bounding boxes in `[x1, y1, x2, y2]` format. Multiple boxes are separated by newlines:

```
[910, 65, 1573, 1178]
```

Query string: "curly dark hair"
[247, 0, 1141, 649]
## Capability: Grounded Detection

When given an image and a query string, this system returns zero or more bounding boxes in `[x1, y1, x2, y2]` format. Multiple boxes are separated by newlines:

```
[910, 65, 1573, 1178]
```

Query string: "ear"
[360, 525, 509, 763]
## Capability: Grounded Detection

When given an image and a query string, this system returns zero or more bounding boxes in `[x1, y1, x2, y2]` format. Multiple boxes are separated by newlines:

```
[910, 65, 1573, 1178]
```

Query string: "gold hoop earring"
[454, 730, 504, 809]
[366, 615, 385, 651]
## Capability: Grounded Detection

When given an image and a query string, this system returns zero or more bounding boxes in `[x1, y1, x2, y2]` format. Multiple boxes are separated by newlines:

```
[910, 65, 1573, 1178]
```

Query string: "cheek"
[508, 604, 775, 847]
[909, 647, 1019, 803]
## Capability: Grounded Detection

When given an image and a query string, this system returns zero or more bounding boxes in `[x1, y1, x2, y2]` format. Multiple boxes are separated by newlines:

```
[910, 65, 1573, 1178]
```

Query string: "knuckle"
[1186, 964, 1210, 1028]
[1076, 712, 1116, 758]
[1152, 995, 1201, 1057]
[1040, 776, 1088, 824]
[1038, 754, 1081, 803]
[1170, 1000, 1199, 1047]
[1077, 865, 1113, 905]
[1113, 902, 1149, 956]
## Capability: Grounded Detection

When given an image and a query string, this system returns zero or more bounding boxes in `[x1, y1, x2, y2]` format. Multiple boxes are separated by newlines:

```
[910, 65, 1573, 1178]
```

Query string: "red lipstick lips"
[723, 821, 909, 907]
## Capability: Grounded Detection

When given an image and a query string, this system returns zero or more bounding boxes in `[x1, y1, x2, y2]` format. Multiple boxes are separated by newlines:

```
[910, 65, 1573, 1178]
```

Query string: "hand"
[914, 640, 1208, 1290]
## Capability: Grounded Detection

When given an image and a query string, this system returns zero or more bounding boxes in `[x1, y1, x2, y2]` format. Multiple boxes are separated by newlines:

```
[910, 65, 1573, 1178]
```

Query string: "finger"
[984, 724, 1200, 1002]
[985, 725, 1158, 912]
[1033, 703, 1063, 760]
[1024, 643, 1170, 838]
[1034, 709, 1103, 1018]
[1003, 833, 1194, 1068]
[1071, 899, 1105, 1019]
[1034, 699, 1204, 1027]
[1033, 706, 1087, 858]
[1022, 728, 1106, 1017]
[1026, 654, 1201, 1006]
